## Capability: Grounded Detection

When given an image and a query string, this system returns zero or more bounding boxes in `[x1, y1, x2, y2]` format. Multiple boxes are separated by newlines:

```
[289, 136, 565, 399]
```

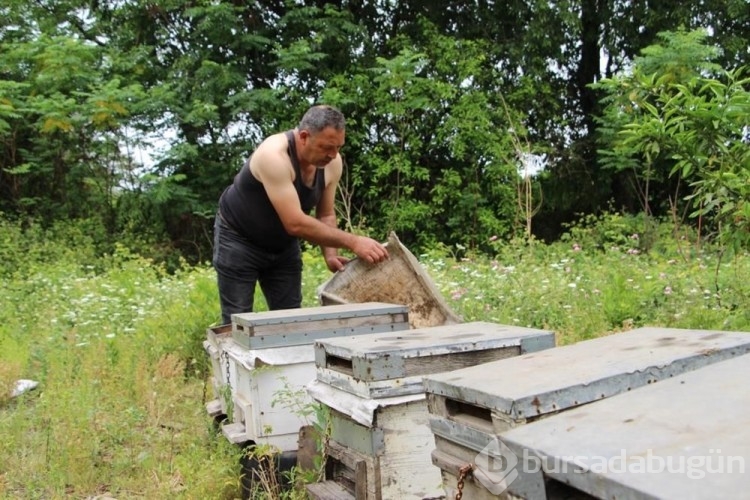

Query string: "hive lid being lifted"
[317, 232, 462, 328]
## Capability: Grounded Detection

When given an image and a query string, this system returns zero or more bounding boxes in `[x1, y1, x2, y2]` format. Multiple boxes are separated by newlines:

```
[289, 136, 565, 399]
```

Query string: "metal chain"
[222, 350, 231, 390]
[455, 464, 474, 500]
[201, 372, 208, 405]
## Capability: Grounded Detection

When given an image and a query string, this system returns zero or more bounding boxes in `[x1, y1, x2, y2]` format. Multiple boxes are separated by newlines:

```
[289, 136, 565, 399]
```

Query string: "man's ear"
[298, 129, 310, 145]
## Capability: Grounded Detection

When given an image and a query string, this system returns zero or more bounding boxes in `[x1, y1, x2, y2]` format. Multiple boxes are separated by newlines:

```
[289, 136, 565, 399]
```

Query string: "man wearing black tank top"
[213, 105, 389, 325]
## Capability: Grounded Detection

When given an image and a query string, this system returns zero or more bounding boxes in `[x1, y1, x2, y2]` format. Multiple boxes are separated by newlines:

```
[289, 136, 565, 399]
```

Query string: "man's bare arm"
[252, 148, 388, 264]
[315, 160, 349, 271]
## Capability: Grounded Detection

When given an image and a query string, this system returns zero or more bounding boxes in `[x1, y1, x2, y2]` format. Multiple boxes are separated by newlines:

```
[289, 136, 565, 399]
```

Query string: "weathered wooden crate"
[231, 302, 410, 349]
[317, 232, 462, 328]
[500, 353, 750, 500]
[306, 383, 441, 500]
[306, 322, 556, 499]
[315, 322, 556, 399]
[423, 327, 750, 499]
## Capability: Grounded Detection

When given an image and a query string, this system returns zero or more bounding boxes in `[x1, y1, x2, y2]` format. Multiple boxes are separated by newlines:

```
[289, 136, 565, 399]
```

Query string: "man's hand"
[325, 255, 350, 272]
[351, 235, 389, 264]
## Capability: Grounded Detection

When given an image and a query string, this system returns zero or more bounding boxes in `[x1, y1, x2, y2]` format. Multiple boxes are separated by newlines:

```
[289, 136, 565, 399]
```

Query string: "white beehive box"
[423, 327, 750, 499]
[204, 303, 411, 451]
[220, 341, 317, 450]
[306, 322, 556, 499]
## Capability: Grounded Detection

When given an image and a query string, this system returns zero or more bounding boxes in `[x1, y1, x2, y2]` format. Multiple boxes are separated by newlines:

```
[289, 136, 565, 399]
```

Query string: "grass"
[1, 217, 748, 498]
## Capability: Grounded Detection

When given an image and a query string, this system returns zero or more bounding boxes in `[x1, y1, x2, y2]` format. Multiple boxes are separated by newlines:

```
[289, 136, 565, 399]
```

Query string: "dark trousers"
[212, 214, 303, 325]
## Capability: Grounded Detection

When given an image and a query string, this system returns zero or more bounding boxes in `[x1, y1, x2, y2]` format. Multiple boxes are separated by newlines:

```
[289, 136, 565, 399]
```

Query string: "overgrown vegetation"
[1, 214, 748, 498]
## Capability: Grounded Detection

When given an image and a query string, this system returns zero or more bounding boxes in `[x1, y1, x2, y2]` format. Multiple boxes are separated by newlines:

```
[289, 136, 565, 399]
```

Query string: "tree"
[595, 28, 750, 251]
[320, 19, 522, 250]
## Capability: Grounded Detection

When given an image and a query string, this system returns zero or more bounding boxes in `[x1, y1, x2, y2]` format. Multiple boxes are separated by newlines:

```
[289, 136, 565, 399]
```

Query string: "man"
[213, 105, 388, 325]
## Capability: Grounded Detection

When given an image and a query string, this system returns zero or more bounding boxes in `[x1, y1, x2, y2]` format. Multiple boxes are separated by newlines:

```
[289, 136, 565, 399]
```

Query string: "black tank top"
[218, 131, 326, 252]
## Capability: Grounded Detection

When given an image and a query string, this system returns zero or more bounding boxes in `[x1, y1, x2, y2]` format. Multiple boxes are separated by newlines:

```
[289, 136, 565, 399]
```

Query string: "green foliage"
[4, 1, 750, 260]
[595, 29, 750, 254]
[669, 71, 750, 254]
[0, 32, 143, 224]
[0, 217, 237, 498]
[559, 210, 671, 254]
[321, 19, 520, 251]
[425, 218, 750, 343]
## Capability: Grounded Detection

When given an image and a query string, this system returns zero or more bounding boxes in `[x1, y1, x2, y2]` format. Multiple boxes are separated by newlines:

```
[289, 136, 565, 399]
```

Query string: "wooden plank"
[296, 425, 320, 472]
[234, 312, 409, 337]
[377, 398, 445, 499]
[325, 440, 381, 500]
[232, 318, 410, 349]
[329, 409, 385, 457]
[501, 354, 750, 500]
[306, 481, 355, 500]
[402, 345, 519, 377]
[220, 422, 248, 444]
[205, 399, 223, 418]
[354, 460, 367, 500]
[424, 327, 750, 425]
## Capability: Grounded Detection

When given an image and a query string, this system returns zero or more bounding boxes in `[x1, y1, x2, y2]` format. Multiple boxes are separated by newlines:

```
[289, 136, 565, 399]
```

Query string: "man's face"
[302, 127, 345, 167]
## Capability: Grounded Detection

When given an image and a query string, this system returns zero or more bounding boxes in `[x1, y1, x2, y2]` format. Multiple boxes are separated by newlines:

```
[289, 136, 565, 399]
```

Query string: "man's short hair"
[299, 105, 345, 134]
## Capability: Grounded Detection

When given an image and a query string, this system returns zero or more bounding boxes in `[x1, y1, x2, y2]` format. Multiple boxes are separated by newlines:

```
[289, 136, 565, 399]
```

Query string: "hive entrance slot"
[445, 398, 493, 432]
[326, 354, 354, 376]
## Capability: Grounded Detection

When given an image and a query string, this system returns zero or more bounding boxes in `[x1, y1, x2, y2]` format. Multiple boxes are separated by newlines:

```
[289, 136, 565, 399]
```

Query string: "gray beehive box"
[424, 327, 750, 499]
[231, 302, 410, 349]
[306, 322, 556, 499]
[501, 353, 750, 500]
[314, 322, 555, 399]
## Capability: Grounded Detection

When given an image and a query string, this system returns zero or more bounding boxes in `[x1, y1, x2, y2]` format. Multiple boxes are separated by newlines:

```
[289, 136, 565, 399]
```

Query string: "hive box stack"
[202, 302, 410, 451]
[423, 327, 750, 499]
[305, 322, 556, 500]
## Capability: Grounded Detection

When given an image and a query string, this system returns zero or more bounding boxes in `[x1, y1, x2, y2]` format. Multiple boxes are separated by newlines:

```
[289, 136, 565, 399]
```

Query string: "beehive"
[203, 302, 410, 450]
[231, 302, 410, 349]
[501, 353, 750, 499]
[306, 322, 556, 499]
[315, 322, 555, 399]
[424, 327, 750, 499]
